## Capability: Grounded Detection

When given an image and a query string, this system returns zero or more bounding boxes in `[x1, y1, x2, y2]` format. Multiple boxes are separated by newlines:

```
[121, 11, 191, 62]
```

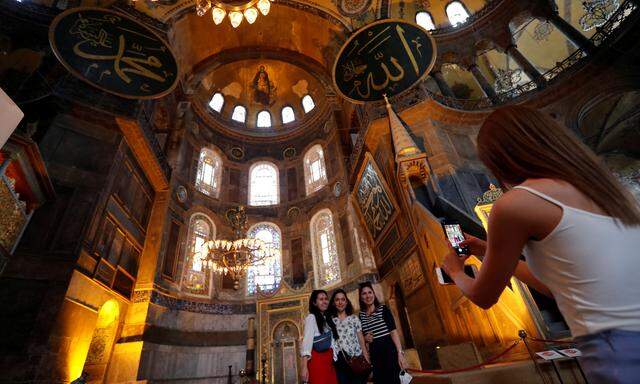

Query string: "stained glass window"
[247, 223, 282, 294]
[281, 106, 295, 124]
[249, 162, 279, 206]
[232, 105, 247, 123]
[311, 209, 341, 287]
[181, 214, 215, 296]
[195, 148, 222, 197]
[303, 144, 328, 195]
[416, 11, 436, 30]
[209, 92, 224, 112]
[257, 110, 272, 127]
[446, 1, 470, 26]
[302, 95, 315, 113]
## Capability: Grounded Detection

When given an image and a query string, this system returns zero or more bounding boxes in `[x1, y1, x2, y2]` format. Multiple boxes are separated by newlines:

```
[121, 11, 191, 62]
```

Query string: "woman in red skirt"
[300, 290, 338, 384]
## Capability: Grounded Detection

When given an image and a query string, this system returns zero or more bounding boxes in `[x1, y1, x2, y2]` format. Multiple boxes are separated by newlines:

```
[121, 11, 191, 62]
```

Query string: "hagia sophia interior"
[0, 0, 639, 383]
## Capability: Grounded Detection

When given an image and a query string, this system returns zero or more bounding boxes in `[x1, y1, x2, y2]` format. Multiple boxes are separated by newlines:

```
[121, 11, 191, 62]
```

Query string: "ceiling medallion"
[333, 181, 343, 197]
[175, 185, 188, 203]
[283, 147, 297, 160]
[196, 0, 274, 28]
[230, 147, 245, 160]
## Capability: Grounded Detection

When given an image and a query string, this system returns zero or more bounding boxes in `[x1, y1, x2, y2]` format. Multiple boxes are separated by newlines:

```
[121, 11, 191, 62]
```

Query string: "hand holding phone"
[442, 220, 469, 256]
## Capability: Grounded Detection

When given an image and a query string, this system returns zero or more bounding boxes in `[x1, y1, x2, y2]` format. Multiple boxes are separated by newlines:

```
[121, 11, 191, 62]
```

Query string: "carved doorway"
[271, 321, 300, 384]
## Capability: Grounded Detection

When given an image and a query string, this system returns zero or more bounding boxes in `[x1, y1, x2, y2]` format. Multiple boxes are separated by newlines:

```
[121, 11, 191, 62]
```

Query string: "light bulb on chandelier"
[244, 7, 258, 24]
[229, 11, 243, 28]
[257, 0, 271, 15]
[211, 6, 226, 25]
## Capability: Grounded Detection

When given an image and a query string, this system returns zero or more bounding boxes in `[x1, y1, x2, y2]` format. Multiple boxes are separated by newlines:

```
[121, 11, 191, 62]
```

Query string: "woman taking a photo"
[301, 290, 337, 384]
[358, 282, 406, 384]
[328, 289, 370, 384]
[442, 105, 640, 384]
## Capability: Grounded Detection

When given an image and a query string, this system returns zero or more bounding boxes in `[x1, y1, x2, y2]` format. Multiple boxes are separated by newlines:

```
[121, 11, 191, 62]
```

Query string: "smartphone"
[435, 265, 478, 285]
[442, 220, 469, 255]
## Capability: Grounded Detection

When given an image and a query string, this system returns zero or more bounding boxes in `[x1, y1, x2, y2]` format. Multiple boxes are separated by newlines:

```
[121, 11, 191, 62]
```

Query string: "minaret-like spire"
[384, 94, 421, 161]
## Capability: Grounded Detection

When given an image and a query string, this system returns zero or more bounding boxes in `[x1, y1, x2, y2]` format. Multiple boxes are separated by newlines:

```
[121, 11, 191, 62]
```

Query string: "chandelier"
[196, 0, 273, 28]
[199, 206, 273, 289]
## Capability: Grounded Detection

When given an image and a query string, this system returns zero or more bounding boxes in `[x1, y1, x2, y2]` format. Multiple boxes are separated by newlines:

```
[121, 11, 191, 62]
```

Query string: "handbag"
[340, 350, 372, 376]
[335, 326, 371, 376]
[399, 369, 412, 384]
[312, 330, 332, 352]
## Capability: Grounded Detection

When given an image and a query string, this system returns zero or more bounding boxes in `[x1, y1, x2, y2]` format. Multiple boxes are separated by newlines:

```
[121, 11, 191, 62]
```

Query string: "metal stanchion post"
[519, 330, 549, 384]
[573, 357, 589, 384]
[550, 360, 566, 384]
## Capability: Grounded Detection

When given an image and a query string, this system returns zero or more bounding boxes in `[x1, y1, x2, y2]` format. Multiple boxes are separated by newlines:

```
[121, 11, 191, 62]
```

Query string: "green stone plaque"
[333, 19, 436, 103]
[49, 7, 179, 99]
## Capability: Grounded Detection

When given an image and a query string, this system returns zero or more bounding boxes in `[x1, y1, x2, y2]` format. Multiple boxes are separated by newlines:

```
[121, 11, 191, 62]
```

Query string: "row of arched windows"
[415, 1, 470, 31]
[209, 93, 316, 127]
[196, 144, 328, 203]
[181, 208, 341, 296]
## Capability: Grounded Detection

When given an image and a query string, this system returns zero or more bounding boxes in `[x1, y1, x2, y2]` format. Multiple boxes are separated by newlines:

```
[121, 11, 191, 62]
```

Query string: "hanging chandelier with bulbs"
[196, 0, 273, 28]
[197, 206, 274, 289]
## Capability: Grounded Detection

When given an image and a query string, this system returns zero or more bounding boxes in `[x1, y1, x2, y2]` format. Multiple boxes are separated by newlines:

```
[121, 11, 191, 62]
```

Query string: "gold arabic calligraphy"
[358, 163, 394, 238]
[69, 14, 168, 90]
[342, 23, 425, 99]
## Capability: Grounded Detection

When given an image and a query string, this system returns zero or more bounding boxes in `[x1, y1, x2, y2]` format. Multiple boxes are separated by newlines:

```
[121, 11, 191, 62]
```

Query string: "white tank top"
[514, 186, 640, 337]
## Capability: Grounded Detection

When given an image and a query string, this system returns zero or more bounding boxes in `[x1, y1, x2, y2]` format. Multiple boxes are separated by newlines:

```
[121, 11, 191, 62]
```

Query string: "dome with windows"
[193, 58, 326, 137]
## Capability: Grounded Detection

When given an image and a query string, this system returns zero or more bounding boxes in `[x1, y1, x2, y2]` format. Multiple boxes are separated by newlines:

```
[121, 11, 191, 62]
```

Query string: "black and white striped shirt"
[359, 305, 396, 339]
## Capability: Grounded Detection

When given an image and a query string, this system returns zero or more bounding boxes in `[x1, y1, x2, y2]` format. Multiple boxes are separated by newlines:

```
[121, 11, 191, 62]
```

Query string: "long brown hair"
[477, 105, 640, 226]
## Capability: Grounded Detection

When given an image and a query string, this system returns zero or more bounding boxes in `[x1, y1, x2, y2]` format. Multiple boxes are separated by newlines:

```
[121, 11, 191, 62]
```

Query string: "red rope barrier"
[406, 340, 521, 375]
[527, 337, 575, 345]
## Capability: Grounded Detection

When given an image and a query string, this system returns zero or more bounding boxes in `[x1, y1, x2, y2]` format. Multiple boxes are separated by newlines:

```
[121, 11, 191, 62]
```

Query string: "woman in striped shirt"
[358, 282, 407, 384]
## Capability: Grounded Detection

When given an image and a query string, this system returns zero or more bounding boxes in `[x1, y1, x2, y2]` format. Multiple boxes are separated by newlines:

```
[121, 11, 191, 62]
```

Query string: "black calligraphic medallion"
[49, 7, 179, 99]
[332, 19, 436, 103]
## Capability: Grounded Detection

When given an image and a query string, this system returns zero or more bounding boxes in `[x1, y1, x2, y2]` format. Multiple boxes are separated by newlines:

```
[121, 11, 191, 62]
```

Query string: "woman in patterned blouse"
[358, 282, 407, 384]
[328, 289, 370, 384]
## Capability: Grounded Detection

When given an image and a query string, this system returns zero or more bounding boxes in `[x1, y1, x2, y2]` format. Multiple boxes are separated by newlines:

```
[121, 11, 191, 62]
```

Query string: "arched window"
[446, 1, 469, 26]
[181, 214, 215, 296]
[209, 92, 224, 112]
[415, 11, 436, 30]
[303, 144, 328, 195]
[310, 209, 341, 287]
[232, 105, 247, 123]
[195, 147, 222, 197]
[247, 222, 282, 294]
[257, 110, 272, 127]
[281, 106, 295, 124]
[302, 95, 315, 113]
[249, 162, 279, 206]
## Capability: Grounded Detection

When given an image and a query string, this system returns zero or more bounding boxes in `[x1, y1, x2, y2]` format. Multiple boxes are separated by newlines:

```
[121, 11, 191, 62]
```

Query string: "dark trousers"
[334, 353, 369, 384]
[370, 335, 401, 384]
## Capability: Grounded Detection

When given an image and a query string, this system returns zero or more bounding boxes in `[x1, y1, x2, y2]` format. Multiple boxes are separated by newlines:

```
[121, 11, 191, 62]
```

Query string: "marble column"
[431, 71, 455, 98]
[506, 44, 547, 88]
[469, 64, 499, 104]
[548, 12, 596, 55]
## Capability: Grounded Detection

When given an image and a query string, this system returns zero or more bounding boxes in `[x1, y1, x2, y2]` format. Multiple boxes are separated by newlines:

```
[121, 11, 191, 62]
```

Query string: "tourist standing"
[328, 289, 370, 384]
[300, 290, 338, 384]
[442, 105, 640, 384]
[358, 282, 406, 384]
